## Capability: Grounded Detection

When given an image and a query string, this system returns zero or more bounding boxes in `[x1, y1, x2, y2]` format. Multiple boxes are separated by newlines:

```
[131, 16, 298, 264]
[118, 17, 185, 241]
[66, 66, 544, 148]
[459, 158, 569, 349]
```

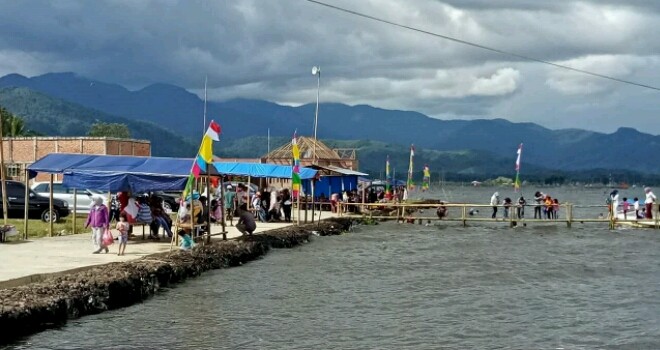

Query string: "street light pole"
[312, 66, 321, 164]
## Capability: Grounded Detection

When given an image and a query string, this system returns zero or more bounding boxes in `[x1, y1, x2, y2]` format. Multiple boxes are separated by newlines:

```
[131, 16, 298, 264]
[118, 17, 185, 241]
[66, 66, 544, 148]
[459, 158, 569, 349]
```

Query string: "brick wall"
[0, 137, 151, 183]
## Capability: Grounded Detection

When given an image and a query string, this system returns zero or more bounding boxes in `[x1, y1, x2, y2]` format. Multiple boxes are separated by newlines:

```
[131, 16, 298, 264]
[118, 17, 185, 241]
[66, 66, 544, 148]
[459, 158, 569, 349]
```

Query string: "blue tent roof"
[212, 162, 317, 180]
[27, 154, 319, 193]
[28, 153, 197, 177]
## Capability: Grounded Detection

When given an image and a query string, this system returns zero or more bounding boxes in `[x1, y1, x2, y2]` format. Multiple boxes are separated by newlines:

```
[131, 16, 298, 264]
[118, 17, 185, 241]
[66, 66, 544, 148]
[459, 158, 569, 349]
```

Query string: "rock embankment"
[0, 218, 353, 345]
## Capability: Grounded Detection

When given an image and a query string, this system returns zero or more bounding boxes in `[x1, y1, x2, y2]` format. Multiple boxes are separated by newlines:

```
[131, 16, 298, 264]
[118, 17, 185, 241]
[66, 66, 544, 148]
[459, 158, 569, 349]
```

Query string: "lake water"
[5, 186, 660, 349]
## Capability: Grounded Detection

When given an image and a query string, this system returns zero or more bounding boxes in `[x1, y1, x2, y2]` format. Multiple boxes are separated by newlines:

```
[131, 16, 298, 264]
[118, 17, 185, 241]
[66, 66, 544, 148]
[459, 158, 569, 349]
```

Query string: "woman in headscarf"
[645, 187, 656, 219]
[85, 197, 109, 254]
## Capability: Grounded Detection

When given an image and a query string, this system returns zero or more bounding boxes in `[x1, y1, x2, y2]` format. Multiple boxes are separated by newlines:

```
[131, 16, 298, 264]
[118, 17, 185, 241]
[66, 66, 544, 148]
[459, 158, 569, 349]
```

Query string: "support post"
[311, 181, 315, 223]
[567, 203, 572, 228]
[72, 189, 77, 235]
[461, 204, 467, 227]
[304, 188, 308, 223]
[219, 176, 227, 240]
[49, 174, 53, 237]
[296, 186, 301, 225]
[206, 174, 211, 244]
[0, 118, 7, 225]
[23, 170, 29, 239]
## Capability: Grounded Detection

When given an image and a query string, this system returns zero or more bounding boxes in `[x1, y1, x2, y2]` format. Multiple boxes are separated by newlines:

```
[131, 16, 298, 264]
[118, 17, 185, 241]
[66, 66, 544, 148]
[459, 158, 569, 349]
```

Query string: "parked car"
[149, 191, 180, 213]
[3, 180, 70, 222]
[31, 182, 107, 213]
[222, 182, 259, 194]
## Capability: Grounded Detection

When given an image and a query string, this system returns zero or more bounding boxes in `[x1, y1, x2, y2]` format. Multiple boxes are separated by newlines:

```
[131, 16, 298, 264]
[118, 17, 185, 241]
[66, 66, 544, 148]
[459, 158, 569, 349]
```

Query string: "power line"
[304, 0, 660, 92]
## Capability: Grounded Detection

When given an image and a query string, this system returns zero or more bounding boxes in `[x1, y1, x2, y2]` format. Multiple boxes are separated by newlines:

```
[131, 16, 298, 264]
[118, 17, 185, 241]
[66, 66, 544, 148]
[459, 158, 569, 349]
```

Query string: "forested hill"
[0, 87, 196, 157]
[2, 72, 660, 173]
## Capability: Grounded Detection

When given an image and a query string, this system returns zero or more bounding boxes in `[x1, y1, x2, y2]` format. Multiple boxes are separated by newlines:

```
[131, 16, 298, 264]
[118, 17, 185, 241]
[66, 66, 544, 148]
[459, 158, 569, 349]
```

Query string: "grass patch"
[4, 214, 89, 240]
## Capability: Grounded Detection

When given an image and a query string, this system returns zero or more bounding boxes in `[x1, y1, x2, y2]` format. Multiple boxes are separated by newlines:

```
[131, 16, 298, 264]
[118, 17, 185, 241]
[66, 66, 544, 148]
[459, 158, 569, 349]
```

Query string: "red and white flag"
[205, 120, 221, 141]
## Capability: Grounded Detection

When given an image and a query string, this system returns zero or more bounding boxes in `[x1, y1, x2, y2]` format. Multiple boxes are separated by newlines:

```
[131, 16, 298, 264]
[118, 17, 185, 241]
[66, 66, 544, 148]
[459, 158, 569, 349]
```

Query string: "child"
[552, 198, 560, 219]
[622, 197, 630, 220]
[116, 213, 129, 256]
[633, 197, 640, 219]
[178, 229, 194, 250]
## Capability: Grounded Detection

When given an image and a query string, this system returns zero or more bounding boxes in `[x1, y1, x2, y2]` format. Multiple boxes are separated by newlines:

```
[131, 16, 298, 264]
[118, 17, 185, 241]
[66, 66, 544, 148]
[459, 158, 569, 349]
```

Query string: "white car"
[31, 182, 108, 213]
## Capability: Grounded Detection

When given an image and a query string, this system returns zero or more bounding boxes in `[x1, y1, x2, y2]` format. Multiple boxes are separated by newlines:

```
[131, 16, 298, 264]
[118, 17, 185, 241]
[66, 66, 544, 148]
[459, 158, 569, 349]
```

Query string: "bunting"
[514, 143, 523, 192]
[407, 144, 415, 191]
[422, 164, 430, 191]
[291, 131, 301, 197]
[183, 120, 222, 199]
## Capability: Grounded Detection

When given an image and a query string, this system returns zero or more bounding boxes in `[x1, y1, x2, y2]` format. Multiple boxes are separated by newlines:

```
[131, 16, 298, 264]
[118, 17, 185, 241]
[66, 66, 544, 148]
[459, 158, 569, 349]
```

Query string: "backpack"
[605, 197, 612, 205]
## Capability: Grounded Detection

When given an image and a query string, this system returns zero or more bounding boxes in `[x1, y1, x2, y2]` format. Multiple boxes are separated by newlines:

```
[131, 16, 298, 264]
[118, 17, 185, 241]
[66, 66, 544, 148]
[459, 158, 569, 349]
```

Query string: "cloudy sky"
[1, 0, 659, 133]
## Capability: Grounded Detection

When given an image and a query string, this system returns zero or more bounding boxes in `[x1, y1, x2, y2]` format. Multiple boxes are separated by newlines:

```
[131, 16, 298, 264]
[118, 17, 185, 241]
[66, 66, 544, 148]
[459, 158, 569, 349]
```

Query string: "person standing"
[517, 196, 526, 219]
[490, 192, 500, 219]
[645, 187, 656, 219]
[633, 197, 640, 219]
[224, 185, 236, 226]
[533, 191, 543, 219]
[86, 197, 109, 254]
[281, 188, 293, 223]
[116, 213, 129, 256]
[608, 190, 619, 219]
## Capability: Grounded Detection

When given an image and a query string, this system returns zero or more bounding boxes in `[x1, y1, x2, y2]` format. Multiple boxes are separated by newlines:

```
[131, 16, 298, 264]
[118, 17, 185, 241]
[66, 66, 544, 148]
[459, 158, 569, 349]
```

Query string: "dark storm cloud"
[0, 0, 658, 133]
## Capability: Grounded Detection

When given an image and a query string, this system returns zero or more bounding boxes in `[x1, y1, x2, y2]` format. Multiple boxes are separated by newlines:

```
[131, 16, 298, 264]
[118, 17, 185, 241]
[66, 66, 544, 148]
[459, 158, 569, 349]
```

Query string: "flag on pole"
[291, 131, 301, 198]
[422, 164, 430, 191]
[385, 155, 391, 195]
[514, 143, 523, 191]
[205, 120, 221, 141]
[183, 121, 222, 199]
[407, 144, 415, 191]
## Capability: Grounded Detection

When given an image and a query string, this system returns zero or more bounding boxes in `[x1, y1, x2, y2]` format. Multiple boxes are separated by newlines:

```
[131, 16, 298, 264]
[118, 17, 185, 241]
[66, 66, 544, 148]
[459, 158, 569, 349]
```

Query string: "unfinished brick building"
[1, 137, 151, 182]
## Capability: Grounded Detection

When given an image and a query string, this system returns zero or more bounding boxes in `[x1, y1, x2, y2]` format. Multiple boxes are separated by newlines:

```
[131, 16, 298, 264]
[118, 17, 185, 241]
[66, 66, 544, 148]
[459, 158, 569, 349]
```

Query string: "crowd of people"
[488, 191, 560, 220]
[606, 187, 657, 220]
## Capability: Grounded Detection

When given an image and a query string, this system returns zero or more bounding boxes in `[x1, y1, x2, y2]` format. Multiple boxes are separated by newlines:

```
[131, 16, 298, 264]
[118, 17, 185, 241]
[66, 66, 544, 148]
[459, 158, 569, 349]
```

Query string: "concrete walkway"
[0, 211, 332, 288]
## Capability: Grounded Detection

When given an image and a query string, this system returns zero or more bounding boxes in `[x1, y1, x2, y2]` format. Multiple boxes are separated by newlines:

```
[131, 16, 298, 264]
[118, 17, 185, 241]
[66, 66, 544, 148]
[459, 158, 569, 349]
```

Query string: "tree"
[0, 106, 29, 136]
[87, 122, 131, 138]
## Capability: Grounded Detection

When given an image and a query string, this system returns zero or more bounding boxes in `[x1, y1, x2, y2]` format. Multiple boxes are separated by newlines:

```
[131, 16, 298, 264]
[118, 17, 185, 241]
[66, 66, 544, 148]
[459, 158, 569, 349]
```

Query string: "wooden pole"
[461, 204, 467, 227]
[219, 176, 226, 240]
[311, 181, 315, 223]
[206, 174, 211, 244]
[0, 118, 7, 225]
[23, 170, 29, 239]
[72, 188, 77, 235]
[49, 174, 54, 237]
[304, 185, 308, 223]
[567, 203, 572, 228]
[296, 185, 301, 225]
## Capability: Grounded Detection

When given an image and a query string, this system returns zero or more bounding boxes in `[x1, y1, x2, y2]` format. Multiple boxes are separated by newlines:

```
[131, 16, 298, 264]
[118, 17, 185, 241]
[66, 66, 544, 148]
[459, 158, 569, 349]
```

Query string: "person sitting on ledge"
[236, 203, 256, 236]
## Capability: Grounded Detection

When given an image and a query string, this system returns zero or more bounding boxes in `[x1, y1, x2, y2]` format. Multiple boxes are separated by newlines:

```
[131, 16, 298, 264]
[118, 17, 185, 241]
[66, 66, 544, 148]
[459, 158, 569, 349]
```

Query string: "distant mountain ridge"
[0, 87, 196, 157]
[1, 72, 659, 173]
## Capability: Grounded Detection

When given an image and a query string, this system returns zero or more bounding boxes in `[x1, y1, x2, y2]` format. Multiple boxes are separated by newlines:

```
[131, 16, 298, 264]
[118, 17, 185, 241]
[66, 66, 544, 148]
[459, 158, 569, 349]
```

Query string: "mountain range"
[0, 72, 658, 175]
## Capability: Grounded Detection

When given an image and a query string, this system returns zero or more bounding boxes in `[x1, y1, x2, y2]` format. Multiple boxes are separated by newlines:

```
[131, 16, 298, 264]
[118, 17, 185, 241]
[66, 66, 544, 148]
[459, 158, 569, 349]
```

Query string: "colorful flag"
[206, 120, 221, 141]
[184, 121, 222, 199]
[514, 143, 523, 191]
[422, 165, 430, 191]
[385, 155, 391, 195]
[199, 135, 214, 163]
[407, 144, 415, 191]
[291, 132, 301, 197]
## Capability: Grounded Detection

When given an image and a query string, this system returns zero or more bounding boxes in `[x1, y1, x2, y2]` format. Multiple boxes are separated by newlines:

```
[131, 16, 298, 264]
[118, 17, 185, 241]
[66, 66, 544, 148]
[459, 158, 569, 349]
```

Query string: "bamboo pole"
[219, 176, 227, 240]
[311, 181, 315, 223]
[461, 204, 466, 227]
[49, 174, 53, 237]
[23, 170, 29, 239]
[72, 189, 77, 235]
[0, 119, 7, 225]
[206, 174, 211, 244]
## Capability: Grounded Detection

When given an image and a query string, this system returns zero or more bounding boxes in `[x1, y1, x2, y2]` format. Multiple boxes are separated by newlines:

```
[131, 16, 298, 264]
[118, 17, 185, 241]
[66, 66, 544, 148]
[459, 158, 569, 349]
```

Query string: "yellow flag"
[199, 135, 213, 162]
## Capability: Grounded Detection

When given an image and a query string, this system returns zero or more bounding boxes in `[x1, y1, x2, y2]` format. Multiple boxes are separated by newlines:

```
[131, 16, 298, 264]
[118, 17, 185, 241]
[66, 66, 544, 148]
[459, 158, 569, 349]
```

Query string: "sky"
[0, 0, 659, 134]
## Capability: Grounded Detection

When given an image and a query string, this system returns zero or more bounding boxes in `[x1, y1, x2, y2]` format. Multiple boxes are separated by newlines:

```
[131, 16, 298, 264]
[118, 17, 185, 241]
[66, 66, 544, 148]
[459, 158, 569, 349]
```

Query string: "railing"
[336, 202, 660, 229]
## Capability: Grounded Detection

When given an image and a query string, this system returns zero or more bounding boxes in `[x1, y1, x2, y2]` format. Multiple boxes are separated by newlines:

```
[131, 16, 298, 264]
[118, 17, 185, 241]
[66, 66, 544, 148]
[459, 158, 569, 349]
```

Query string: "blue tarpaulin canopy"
[28, 154, 319, 193]
[211, 162, 317, 180]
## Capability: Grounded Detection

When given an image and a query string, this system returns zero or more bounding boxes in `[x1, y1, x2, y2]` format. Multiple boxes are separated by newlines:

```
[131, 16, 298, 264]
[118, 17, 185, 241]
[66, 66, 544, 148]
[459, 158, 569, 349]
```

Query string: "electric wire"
[304, 0, 660, 92]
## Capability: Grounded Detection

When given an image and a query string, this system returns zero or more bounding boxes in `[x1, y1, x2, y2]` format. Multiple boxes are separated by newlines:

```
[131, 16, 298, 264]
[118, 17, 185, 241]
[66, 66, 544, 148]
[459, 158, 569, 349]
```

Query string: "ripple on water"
[5, 220, 660, 349]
